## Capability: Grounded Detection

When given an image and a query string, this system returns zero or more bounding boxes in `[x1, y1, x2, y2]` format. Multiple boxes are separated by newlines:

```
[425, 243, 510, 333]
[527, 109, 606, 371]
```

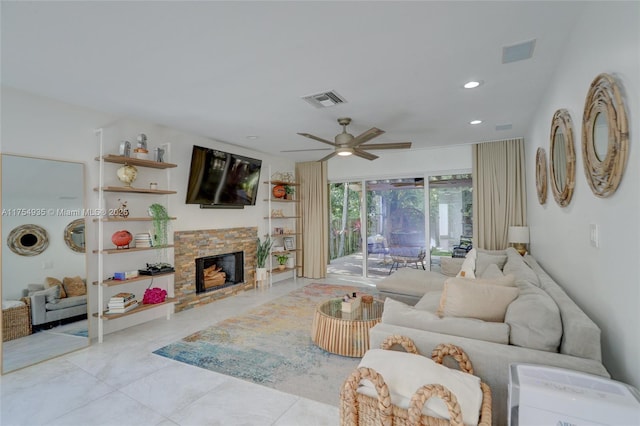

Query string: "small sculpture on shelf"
[113, 199, 129, 218]
[111, 230, 133, 249]
[116, 164, 138, 186]
[271, 208, 284, 217]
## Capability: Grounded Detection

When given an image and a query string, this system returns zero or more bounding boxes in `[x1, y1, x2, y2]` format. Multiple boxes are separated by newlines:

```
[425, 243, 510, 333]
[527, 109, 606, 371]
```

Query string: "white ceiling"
[1, 1, 586, 162]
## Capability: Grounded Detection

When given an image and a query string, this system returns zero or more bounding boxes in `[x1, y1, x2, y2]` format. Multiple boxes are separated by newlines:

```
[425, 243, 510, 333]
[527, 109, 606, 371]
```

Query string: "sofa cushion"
[376, 268, 446, 297]
[456, 248, 477, 278]
[45, 277, 67, 298]
[505, 282, 562, 352]
[479, 263, 504, 280]
[358, 348, 483, 425]
[414, 291, 443, 312]
[475, 252, 508, 276]
[503, 248, 539, 288]
[440, 257, 464, 277]
[45, 295, 86, 311]
[32, 286, 60, 304]
[523, 254, 602, 361]
[63, 276, 86, 297]
[446, 274, 516, 288]
[437, 279, 519, 322]
[382, 298, 510, 344]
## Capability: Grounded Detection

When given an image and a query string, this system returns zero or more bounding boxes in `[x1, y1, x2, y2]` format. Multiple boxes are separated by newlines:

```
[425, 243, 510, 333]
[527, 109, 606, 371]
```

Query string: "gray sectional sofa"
[371, 248, 609, 425]
[24, 283, 87, 327]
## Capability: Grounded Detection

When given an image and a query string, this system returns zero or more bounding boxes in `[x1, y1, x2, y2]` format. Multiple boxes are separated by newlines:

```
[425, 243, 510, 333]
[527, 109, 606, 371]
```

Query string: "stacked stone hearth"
[174, 227, 257, 312]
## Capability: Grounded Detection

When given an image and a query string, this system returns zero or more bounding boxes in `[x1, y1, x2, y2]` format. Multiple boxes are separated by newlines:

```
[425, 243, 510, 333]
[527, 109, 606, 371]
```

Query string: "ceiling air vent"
[301, 90, 347, 108]
[502, 39, 536, 64]
[496, 123, 513, 131]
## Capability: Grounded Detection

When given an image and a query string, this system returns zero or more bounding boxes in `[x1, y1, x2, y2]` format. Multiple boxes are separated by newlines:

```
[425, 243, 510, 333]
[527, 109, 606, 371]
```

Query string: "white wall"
[1, 87, 294, 336]
[525, 3, 640, 388]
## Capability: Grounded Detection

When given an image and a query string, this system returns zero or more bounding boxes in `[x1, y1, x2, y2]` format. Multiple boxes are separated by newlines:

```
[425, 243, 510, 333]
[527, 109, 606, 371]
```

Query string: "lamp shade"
[508, 226, 530, 243]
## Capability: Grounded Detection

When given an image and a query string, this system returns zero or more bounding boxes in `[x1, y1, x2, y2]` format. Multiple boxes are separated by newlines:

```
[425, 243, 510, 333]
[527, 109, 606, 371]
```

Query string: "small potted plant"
[284, 185, 295, 200]
[256, 237, 273, 281]
[275, 253, 289, 270]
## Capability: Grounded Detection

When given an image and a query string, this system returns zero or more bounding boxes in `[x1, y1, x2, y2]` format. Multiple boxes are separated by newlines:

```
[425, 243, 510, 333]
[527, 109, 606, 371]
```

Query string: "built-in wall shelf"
[92, 272, 175, 286]
[94, 186, 177, 194]
[95, 155, 177, 169]
[93, 298, 177, 320]
[93, 245, 175, 255]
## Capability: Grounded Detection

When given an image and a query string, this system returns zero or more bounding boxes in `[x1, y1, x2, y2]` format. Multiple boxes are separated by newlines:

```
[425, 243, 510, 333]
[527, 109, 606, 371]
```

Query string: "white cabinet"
[93, 130, 177, 342]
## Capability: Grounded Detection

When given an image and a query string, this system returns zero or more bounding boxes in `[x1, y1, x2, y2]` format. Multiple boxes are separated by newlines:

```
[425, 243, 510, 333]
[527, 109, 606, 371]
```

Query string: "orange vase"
[272, 185, 286, 199]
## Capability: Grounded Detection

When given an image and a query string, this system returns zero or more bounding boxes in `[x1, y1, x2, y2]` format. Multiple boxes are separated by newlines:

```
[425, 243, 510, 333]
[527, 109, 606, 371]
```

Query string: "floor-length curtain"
[296, 161, 328, 278]
[472, 138, 527, 249]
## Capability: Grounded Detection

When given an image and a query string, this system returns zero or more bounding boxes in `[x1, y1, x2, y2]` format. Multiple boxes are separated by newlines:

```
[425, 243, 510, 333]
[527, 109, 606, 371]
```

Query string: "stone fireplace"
[174, 227, 257, 312]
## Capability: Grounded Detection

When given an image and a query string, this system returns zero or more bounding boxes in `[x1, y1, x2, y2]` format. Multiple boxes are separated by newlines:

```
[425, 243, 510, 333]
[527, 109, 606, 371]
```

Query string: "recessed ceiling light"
[246, 135, 259, 140]
[470, 120, 483, 125]
[463, 80, 483, 89]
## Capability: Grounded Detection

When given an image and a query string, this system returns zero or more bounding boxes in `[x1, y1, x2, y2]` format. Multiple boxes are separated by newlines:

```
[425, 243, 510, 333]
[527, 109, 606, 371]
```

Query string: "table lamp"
[508, 226, 529, 255]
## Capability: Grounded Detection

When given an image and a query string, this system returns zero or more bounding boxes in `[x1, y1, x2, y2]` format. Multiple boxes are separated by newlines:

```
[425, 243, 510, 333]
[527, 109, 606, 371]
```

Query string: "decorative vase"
[272, 185, 286, 199]
[256, 267, 267, 281]
[116, 164, 138, 186]
[111, 230, 133, 249]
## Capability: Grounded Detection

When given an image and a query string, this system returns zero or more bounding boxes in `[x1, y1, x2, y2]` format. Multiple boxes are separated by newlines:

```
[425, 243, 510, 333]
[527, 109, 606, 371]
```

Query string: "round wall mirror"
[64, 218, 86, 253]
[535, 148, 548, 205]
[549, 109, 575, 207]
[7, 224, 49, 256]
[582, 73, 629, 197]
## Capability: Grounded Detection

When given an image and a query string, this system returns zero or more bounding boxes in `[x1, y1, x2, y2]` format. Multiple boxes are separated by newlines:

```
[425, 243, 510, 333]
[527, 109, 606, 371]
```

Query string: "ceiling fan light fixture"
[337, 147, 354, 156]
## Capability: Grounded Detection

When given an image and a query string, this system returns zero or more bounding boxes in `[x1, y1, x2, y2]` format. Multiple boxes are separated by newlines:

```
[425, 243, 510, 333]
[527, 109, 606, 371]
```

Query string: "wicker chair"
[340, 335, 492, 426]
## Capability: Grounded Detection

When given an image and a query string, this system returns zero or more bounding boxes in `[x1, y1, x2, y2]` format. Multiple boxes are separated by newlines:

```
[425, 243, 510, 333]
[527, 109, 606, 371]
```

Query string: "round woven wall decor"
[535, 148, 548, 205]
[549, 109, 576, 207]
[582, 73, 629, 198]
[7, 224, 49, 256]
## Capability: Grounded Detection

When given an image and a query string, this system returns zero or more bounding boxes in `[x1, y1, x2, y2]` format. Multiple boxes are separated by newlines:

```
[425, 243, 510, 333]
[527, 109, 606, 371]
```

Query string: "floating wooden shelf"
[264, 216, 300, 219]
[263, 198, 298, 203]
[269, 232, 301, 237]
[93, 298, 176, 320]
[270, 267, 296, 275]
[96, 155, 177, 169]
[92, 272, 175, 286]
[263, 180, 300, 186]
[94, 186, 177, 194]
[93, 245, 174, 254]
[93, 217, 177, 222]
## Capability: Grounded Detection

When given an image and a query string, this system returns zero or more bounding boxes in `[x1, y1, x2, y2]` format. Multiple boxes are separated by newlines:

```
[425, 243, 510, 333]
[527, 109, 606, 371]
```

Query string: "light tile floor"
[0, 275, 375, 426]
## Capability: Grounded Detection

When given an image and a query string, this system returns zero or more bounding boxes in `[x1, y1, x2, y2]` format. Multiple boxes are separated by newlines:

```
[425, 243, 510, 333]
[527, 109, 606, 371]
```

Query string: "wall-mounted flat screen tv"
[185, 145, 262, 208]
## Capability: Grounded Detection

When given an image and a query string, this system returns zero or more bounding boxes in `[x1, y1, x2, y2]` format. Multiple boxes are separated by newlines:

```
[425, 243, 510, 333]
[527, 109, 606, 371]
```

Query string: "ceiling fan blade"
[359, 142, 412, 150]
[318, 151, 338, 162]
[353, 148, 379, 161]
[349, 127, 385, 147]
[297, 132, 337, 147]
[281, 148, 332, 153]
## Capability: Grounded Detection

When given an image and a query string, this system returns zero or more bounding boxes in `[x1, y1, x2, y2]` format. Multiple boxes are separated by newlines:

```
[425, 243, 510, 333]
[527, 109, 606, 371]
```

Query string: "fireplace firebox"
[195, 251, 244, 294]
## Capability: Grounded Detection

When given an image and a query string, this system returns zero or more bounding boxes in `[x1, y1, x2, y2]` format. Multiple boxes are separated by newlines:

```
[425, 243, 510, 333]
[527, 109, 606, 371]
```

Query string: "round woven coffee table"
[311, 298, 384, 357]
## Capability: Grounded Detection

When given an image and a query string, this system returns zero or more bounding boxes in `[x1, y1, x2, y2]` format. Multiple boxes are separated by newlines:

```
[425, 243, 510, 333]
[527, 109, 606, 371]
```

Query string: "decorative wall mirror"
[7, 224, 49, 256]
[535, 148, 548, 205]
[549, 109, 576, 207]
[582, 73, 629, 197]
[1, 154, 88, 374]
[64, 218, 86, 253]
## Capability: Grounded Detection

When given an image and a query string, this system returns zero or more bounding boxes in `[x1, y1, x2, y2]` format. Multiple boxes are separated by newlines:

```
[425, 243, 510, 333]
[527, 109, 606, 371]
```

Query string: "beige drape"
[472, 138, 527, 249]
[295, 161, 328, 278]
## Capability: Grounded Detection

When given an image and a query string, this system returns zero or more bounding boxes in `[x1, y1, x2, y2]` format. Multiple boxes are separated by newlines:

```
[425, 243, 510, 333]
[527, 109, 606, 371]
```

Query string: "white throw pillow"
[478, 263, 504, 280]
[358, 349, 482, 425]
[456, 248, 477, 279]
[437, 279, 519, 322]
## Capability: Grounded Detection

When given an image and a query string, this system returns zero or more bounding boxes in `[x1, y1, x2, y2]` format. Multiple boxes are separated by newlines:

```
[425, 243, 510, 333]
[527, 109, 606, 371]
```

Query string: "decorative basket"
[2, 299, 32, 342]
[340, 336, 492, 426]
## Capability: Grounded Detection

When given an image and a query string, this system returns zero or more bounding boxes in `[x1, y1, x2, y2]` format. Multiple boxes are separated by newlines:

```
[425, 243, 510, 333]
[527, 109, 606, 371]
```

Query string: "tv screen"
[185, 145, 262, 207]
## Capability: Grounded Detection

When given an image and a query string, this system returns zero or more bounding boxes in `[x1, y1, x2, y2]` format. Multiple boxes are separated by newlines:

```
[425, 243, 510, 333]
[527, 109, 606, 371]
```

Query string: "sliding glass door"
[328, 182, 364, 277]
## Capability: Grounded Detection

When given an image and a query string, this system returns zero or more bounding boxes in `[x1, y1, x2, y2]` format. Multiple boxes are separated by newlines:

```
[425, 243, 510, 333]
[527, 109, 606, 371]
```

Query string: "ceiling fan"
[285, 117, 412, 161]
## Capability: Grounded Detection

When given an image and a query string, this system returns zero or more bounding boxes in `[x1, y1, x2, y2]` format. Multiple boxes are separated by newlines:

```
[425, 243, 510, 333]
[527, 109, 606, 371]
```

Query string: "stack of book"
[134, 233, 153, 248]
[107, 292, 138, 314]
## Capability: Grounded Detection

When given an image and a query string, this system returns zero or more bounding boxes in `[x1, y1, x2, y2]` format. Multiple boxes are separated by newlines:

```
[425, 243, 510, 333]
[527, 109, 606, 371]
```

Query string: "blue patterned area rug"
[153, 283, 378, 406]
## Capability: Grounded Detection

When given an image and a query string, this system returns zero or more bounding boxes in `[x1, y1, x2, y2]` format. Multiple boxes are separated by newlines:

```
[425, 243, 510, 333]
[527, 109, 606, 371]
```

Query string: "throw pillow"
[445, 274, 516, 288]
[437, 279, 519, 322]
[440, 257, 464, 277]
[456, 248, 477, 279]
[45, 276, 67, 298]
[63, 276, 86, 297]
[32, 285, 60, 304]
[478, 263, 504, 280]
[475, 252, 508, 276]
